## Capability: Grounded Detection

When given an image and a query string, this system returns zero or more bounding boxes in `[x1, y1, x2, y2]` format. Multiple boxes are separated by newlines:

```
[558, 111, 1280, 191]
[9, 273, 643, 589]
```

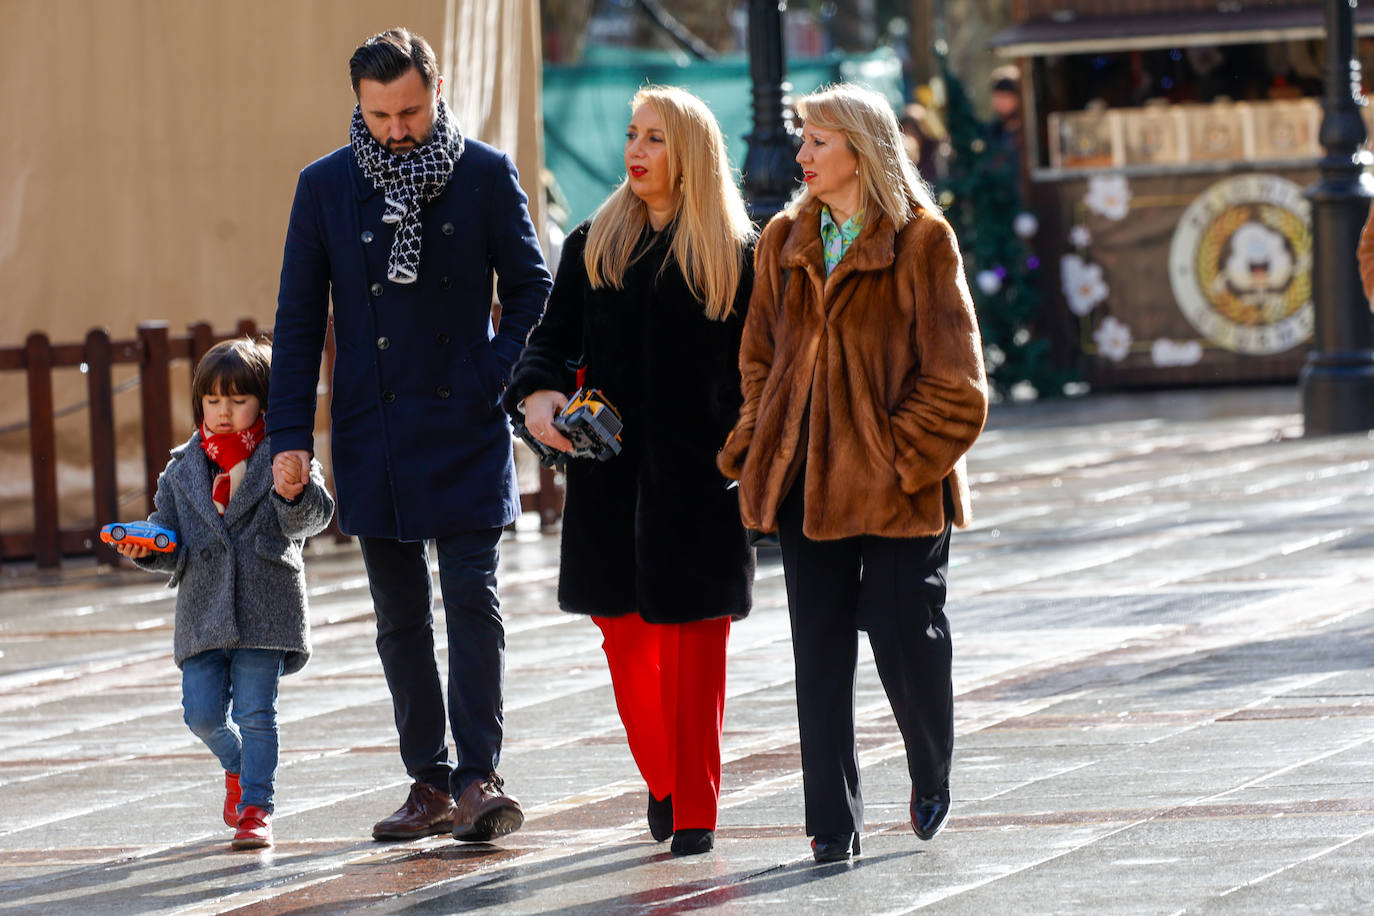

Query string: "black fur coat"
[504, 221, 754, 624]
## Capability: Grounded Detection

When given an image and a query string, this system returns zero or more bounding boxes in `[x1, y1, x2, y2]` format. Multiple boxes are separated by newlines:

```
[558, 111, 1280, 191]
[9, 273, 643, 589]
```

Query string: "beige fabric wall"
[0, 0, 546, 535]
[0, 1, 450, 347]
[444, 0, 546, 251]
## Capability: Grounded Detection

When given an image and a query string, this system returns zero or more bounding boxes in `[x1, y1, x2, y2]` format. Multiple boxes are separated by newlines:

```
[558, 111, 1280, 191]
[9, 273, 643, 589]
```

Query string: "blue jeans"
[181, 648, 286, 814]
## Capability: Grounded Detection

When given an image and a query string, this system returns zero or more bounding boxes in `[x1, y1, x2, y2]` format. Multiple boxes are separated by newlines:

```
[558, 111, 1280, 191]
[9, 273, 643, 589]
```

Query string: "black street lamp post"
[742, 0, 799, 224]
[1302, 0, 1374, 434]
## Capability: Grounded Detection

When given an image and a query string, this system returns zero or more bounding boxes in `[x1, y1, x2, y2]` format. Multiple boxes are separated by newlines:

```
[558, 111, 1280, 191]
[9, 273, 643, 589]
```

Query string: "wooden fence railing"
[2, 319, 564, 568]
[2, 319, 273, 567]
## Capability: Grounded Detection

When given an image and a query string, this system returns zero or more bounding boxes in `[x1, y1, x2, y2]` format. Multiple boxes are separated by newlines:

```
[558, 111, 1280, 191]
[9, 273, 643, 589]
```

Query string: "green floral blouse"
[820, 205, 865, 276]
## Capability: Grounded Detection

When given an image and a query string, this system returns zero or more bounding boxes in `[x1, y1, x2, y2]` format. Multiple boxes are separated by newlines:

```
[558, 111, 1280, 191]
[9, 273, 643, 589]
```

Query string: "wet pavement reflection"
[2, 387, 1372, 913]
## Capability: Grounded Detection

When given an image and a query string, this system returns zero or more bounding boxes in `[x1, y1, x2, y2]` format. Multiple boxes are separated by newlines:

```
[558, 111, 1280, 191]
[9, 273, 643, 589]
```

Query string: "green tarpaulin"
[543, 48, 904, 226]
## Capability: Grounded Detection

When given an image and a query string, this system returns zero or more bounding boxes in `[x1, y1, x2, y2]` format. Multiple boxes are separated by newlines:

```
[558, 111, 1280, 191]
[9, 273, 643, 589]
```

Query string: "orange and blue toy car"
[100, 521, 178, 553]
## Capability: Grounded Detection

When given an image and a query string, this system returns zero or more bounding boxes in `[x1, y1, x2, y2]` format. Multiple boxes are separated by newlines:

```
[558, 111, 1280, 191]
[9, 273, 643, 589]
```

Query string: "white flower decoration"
[1093, 316, 1133, 362]
[1068, 224, 1093, 248]
[1013, 212, 1039, 239]
[1061, 253, 1109, 316]
[1150, 338, 1204, 367]
[1084, 174, 1131, 221]
[976, 269, 1003, 295]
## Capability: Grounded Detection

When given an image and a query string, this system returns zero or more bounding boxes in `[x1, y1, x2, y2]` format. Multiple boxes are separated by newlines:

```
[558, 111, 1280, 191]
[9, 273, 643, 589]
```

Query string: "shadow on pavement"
[403, 849, 916, 914]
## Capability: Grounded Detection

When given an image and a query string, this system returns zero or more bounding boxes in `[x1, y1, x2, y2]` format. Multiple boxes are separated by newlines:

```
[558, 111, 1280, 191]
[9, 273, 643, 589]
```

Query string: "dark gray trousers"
[359, 529, 505, 797]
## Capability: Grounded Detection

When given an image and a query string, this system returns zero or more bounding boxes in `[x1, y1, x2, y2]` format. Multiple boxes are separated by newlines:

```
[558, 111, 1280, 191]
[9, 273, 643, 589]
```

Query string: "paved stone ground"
[1, 386, 1371, 914]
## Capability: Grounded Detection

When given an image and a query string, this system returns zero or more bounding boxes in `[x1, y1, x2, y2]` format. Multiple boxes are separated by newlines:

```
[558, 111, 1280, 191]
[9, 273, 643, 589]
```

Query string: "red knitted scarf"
[199, 416, 265, 515]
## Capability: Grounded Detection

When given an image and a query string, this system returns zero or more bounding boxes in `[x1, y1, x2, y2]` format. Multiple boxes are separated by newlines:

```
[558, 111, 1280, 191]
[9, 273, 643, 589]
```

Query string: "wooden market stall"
[992, 0, 1374, 386]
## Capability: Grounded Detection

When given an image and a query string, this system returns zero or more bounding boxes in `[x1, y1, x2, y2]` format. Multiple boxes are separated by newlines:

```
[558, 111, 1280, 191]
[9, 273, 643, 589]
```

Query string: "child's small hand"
[113, 541, 151, 560]
[273, 450, 310, 500]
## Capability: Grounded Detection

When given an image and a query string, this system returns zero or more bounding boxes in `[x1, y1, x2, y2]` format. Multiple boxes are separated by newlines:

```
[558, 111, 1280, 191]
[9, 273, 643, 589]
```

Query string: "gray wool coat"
[133, 432, 335, 674]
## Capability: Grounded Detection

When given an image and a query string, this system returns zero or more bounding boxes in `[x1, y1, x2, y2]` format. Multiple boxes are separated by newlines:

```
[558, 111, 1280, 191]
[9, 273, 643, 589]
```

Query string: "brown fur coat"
[717, 199, 988, 540]
[1358, 197, 1374, 303]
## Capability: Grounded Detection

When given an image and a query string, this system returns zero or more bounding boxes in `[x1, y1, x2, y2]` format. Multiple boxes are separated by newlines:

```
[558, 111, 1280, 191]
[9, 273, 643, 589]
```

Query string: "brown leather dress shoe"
[451, 773, 524, 842]
[372, 782, 457, 840]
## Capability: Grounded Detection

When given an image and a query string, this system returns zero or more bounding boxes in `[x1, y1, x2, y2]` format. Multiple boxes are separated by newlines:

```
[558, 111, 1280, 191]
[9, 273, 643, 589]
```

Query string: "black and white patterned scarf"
[349, 98, 465, 284]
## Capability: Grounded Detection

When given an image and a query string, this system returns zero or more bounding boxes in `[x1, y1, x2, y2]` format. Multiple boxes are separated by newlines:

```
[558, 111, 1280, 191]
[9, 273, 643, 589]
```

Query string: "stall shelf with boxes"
[992, 0, 1374, 387]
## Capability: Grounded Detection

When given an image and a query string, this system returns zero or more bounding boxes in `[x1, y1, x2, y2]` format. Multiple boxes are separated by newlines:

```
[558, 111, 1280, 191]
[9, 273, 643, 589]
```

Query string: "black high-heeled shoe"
[912, 787, 950, 841]
[810, 832, 860, 863]
[647, 793, 673, 842]
[670, 828, 714, 855]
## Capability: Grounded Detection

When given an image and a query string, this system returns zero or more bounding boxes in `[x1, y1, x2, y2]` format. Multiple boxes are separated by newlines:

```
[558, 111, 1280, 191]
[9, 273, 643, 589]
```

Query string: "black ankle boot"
[811, 832, 859, 863]
[911, 787, 951, 841]
[670, 828, 714, 855]
[647, 793, 673, 842]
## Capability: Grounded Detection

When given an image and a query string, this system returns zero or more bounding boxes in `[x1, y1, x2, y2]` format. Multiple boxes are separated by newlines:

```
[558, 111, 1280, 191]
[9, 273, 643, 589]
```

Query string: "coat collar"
[223, 438, 274, 528]
[164, 433, 275, 535]
[349, 149, 382, 201]
[778, 197, 899, 285]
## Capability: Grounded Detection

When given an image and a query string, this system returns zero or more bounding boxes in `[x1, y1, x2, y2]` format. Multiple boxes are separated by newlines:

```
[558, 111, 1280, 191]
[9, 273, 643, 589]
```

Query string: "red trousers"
[592, 614, 731, 831]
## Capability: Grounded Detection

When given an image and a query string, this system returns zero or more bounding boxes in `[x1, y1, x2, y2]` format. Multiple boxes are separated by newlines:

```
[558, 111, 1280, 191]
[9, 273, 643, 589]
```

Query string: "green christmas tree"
[937, 59, 1074, 399]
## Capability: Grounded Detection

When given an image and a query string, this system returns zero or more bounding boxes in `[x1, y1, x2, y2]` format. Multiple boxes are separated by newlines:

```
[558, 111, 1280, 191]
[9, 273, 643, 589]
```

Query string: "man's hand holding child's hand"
[273, 451, 311, 501]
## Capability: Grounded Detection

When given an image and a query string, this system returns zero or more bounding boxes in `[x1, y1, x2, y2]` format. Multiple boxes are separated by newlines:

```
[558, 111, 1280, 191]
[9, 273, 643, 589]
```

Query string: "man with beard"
[267, 28, 551, 843]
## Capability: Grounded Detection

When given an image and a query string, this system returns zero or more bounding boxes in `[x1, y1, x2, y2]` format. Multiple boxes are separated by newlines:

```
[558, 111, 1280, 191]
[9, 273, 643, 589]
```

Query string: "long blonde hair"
[787, 83, 939, 230]
[584, 85, 755, 320]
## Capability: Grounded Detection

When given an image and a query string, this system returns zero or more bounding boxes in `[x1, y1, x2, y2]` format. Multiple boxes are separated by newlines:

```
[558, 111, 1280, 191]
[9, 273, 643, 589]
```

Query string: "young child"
[111, 337, 334, 850]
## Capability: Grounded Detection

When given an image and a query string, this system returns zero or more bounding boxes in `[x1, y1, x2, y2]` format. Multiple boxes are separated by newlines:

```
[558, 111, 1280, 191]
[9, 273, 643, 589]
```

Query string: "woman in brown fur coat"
[718, 83, 989, 863]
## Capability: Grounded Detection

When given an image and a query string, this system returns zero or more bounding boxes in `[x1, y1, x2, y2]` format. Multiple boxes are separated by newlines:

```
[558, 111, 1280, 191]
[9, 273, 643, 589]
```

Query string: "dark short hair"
[349, 28, 439, 94]
[191, 338, 272, 427]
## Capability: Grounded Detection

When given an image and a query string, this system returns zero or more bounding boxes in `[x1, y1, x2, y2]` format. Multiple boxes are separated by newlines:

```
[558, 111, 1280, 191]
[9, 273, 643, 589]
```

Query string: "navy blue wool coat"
[269, 139, 551, 539]
[503, 223, 754, 625]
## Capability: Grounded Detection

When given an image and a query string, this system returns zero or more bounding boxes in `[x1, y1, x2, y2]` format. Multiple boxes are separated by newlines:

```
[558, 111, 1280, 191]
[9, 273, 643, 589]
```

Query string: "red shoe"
[223, 772, 241, 828]
[232, 805, 273, 849]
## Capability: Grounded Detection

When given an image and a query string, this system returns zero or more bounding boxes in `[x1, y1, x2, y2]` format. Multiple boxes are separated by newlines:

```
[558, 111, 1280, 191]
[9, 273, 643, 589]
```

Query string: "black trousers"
[776, 477, 954, 837]
[358, 529, 505, 797]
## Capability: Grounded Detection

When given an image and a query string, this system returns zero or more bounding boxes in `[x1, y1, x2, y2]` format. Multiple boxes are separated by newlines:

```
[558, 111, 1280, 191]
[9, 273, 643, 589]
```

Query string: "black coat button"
[440, 276, 452, 290]
[361, 230, 374, 243]
[436, 333, 450, 345]
[382, 390, 396, 403]
[377, 337, 390, 350]
[200, 548, 212, 560]
[442, 222, 455, 236]
[370, 282, 383, 297]
[436, 385, 451, 399]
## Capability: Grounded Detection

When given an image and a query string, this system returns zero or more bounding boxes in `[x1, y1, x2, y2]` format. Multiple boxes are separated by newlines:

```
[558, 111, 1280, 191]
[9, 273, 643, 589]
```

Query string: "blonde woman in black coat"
[504, 85, 755, 856]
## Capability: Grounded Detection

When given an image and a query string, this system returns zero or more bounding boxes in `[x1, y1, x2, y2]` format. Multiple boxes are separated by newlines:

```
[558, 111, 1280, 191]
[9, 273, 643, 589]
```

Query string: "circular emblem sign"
[1167, 174, 1313, 354]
